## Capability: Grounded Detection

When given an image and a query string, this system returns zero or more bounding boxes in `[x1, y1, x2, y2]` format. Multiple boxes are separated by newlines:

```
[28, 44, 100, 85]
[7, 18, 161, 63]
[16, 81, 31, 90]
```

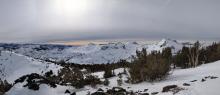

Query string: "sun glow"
[53, 0, 89, 17]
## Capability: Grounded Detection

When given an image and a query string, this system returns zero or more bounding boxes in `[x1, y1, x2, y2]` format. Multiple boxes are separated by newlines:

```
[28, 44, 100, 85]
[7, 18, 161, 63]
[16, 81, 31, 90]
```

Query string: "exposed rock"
[97, 88, 104, 92]
[65, 90, 71, 94]
[162, 85, 178, 92]
[183, 83, 190, 86]
[70, 92, 76, 95]
[190, 80, 197, 82]
[14, 73, 57, 91]
[205, 76, 210, 79]
[151, 92, 159, 95]
[144, 89, 148, 92]
[141, 93, 149, 95]
[91, 92, 107, 95]
[201, 79, 206, 82]
[210, 76, 218, 79]
[112, 87, 126, 93]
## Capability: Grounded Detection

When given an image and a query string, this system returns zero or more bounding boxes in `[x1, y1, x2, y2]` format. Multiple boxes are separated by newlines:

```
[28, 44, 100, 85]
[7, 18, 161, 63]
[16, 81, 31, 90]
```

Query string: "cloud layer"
[0, 0, 219, 42]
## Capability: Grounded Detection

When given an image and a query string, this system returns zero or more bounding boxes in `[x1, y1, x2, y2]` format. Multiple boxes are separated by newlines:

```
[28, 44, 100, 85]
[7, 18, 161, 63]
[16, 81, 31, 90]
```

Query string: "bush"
[103, 78, 110, 86]
[103, 68, 115, 78]
[129, 48, 171, 83]
[0, 79, 12, 93]
[57, 67, 84, 88]
[84, 75, 102, 88]
[203, 42, 220, 63]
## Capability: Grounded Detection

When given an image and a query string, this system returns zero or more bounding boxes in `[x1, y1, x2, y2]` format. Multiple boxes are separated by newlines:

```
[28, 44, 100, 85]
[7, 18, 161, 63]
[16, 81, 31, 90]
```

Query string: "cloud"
[0, 0, 219, 43]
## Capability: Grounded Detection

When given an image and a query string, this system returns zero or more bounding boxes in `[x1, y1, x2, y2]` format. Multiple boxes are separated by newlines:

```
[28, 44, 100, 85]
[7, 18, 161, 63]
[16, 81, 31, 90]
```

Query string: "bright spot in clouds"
[53, 0, 89, 17]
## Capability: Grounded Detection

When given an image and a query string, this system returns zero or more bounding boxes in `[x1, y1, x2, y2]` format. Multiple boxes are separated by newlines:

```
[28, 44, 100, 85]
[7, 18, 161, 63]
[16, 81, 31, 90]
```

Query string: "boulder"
[201, 79, 206, 82]
[91, 92, 107, 95]
[65, 90, 71, 94]
[141, 93, 149, 95]
[210, 76, 218, 79]
[162, 85, 178, 92]
[151, 92, 159, 95]
[190, 80, 197, 82]
[183, 83, 190, 86]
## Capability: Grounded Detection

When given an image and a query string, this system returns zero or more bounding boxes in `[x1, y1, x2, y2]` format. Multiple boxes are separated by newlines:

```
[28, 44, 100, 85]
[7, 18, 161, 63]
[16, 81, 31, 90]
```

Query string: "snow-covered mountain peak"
[157, 38, 179, 47]
[0, 39, 185, 64]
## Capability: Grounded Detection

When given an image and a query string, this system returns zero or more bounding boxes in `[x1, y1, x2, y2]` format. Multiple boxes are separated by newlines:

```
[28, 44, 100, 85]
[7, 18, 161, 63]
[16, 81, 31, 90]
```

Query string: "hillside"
[0, 51, 62, 83]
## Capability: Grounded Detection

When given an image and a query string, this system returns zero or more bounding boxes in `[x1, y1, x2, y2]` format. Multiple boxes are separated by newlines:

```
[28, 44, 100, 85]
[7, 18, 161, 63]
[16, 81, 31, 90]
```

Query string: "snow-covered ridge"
[0, 51, 62, 83]
[0, 39, 185, 64]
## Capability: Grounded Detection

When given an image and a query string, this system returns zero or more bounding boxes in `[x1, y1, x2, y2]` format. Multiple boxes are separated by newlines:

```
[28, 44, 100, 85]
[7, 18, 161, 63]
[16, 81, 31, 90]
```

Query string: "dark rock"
[97, 88, 104, 92]
[210, 76, 218, 79]
[201, 79, 206, 82]
[106, 87, 127, 95]
[65, 90, 71, 94]
[91, 92, 107, 95]
[70, 92, 76, 95]
[183, 83, 190, 86]
[112, 87, 126, 92]
[205, 76, 210, 79]
[14, 73, 57, 91]
[106, 89, 114, 94]
[144, 89, 148, 92]
[162, 85, 178, 92]
[151, 92, 159, 95]
[190, 80, 197, 82]
[141, 93, 149, 95]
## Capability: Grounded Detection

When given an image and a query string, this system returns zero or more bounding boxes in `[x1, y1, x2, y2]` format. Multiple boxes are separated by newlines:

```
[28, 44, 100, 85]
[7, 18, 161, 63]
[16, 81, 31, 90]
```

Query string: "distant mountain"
[0, 39, 186, 64]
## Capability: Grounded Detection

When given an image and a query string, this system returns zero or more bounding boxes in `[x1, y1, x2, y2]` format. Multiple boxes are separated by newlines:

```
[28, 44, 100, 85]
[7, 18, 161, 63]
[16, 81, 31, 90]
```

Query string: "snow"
[2, 39, 218, 95]
[6, 82, 73, 95]
[0, 51, 62, 83]
[0, 39, 185, 64]
[78, 61, 220, 95]
[5, 61, 220, 95]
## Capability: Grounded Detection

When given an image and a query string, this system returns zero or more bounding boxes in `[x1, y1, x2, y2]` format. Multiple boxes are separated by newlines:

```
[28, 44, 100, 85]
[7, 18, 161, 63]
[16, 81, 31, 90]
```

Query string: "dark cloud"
[0, 0, 219, 43]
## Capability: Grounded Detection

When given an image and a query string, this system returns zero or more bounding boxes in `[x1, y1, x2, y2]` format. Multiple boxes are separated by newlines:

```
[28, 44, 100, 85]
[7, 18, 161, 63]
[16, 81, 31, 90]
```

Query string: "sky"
[0, 0, 219, 43]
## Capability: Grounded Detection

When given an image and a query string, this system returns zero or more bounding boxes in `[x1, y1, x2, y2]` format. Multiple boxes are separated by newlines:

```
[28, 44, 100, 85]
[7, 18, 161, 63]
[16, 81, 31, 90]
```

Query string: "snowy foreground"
[6, 60, 220, 95]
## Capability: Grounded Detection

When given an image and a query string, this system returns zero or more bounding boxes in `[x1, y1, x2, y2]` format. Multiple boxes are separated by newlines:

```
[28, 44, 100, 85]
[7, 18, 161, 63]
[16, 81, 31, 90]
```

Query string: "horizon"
[0, 38, 218, 46]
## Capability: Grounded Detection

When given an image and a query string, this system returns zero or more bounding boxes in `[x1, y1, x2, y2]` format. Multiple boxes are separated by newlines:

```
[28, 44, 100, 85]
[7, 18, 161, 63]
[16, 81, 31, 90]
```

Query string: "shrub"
[117, 74, 123, 86]
[84, 75, 102, 88]
[103, 68, 115, 78]
[57, 67, 84, 88]
[103, 78, 110, 86]
[129, 48, 171, 83]
[0, 79, 12, 93]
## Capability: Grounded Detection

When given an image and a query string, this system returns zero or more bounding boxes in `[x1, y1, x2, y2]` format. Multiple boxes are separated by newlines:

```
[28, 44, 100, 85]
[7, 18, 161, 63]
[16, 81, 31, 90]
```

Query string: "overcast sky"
[0, 0, 219, 43]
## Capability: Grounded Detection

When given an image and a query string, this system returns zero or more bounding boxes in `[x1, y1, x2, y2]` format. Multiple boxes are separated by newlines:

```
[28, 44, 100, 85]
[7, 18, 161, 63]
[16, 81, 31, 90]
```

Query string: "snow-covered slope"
[75, 60, 220, 95]
[0, 39, 185, 64]
[6, 60, 220, 95]
[0, 51, 62, 83]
